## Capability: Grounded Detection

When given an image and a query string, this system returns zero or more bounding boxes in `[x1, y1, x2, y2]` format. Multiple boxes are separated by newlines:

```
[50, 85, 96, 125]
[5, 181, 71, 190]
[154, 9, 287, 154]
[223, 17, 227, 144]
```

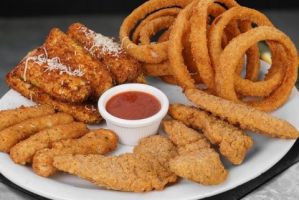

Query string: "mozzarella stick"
[32, 129, 118, 177]
[0, 113, 73, 152]
[10, 122, 88, 165]
[0, 105, 55, 131]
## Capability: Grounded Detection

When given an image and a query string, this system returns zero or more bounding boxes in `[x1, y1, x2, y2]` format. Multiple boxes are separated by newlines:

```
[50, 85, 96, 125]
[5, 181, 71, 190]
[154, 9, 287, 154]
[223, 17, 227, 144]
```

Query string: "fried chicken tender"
[169, 104, 253, 165]
[53, 135, 177, 192]
[0, 105, 55, 131]
[163, 120, 228, 185]
[185, 89, 299, 139]
[170, 149, 228, 185]
[32, 129, 118, 177]
[14, 48, 92, 103]
[10, 122, 88, 165]
[67, 23, 143, 84]
[6, 71, 101, 124]
[45, 28, 113, 100]
[0, 113, 73, 153]
[163, 120, 210, 155]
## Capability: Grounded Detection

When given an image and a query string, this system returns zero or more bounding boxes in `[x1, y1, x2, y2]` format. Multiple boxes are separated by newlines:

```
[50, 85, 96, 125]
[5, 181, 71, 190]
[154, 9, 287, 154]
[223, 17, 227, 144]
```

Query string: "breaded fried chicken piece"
[169, 104, 253, 165]
[185, 88, 299, 139]
[10, 122, 88, 165]
[45, 28, 113, 100]
[67, 23, 143, 84]
[0, 105, 55, 131]
[6, 71, 101, 124]
[163, 120, 228, 185]
[170, 149, 228, 185]
[163, 120, 210, 155]
[53, 135, 178, 192]
[32, 129, 117, 177]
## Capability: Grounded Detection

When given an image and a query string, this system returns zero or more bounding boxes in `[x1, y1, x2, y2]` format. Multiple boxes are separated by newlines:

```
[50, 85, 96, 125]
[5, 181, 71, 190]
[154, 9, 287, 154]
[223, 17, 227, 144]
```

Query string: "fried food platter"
[0, 69, 298, 200]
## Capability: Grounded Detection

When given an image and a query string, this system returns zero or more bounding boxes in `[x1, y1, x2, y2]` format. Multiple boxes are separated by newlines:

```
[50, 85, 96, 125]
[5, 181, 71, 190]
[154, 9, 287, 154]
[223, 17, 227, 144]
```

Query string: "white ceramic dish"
[98, 83, 169, 145]
[0, 63, 298, 200]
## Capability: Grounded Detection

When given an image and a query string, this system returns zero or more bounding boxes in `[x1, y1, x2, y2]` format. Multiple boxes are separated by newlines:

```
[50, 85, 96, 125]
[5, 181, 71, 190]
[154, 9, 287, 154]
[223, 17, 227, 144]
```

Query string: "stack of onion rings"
[120, 0, 298, 111]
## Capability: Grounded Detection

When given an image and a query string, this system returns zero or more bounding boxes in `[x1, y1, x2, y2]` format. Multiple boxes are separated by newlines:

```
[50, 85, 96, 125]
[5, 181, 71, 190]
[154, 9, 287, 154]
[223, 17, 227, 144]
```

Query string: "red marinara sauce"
[106, 91, 161, 120]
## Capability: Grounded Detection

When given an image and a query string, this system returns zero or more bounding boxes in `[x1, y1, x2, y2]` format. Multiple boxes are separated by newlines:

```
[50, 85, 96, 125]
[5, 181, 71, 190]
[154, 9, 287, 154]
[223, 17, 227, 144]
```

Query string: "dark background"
[0, 0, 298, 96]
[1, 0, 299, 16]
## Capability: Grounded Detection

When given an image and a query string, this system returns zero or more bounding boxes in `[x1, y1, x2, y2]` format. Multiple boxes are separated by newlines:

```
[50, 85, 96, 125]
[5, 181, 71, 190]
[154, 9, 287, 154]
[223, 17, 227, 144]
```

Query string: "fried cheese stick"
[6, 71, 101, 124]
[0, 113, 73, 153]
[53, 136, 177, 192]
[32, 129, 118, 177]
[185, 89, 299, 139]
[0, 105, 55, 131]
[10, 122, 88, 165]
[163, 120, 228, 185]
[67, 23, 142, 84]
[169, 104, 253, 165]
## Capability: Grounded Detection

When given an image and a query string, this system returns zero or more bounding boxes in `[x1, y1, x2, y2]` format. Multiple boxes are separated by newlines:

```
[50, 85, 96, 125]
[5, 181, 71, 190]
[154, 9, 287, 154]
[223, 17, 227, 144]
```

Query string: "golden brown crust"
[0, 113, 73, 153]
[9, 122, 88, 165]
[67, 23, 142, 84]
[6, 70, 101, 124]
[0, 104, 55, 131]
[32, 129, 118, 177]
[53, 135, 177, 192]
[185, 89, 299, 139]
[168, 104, 253, 165]
[45, 28, 113, 100]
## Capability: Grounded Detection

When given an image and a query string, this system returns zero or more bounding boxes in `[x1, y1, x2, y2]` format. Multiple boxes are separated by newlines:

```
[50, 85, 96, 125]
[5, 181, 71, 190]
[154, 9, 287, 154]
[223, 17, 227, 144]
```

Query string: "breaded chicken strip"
[53, 135, 177, 192]
[185, 89, 299, 139]
[163, 120, 228, 185]
[45, 28, 113, 100]
[6, 71, 101, 124]
[15, 48, 92, 103]
[32, 129, 118, 177]
[10, 122, 88, 165]
[163, 120, 210, 155]
[170, 149, 228, 185]
[169, 104, 253, 165]
[0, 105, 54, 131]
[0, 113, 73, 153]
[67, 23, 143, 84]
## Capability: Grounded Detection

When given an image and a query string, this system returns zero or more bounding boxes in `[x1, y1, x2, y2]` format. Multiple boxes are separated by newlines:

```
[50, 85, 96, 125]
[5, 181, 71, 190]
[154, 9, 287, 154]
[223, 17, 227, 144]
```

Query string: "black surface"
[0, 139, 299, 200]
[1, 0, 299, 17]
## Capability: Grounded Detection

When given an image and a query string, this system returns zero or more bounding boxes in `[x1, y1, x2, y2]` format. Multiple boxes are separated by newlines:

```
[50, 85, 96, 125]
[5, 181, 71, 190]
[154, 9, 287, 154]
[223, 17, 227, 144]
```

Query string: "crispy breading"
[14, 48, 92, 103]
[6, 71, 101, 124]
[32, 129, 118, 177]
[169, 104, 253, 165]
[53, 135, 177, 192]
[67, 23, 143, 84]
[185, 88, 299, 139]
[10, 122, 88, 165]
[0, 113, 73, 153]
[45, 28, 113, 100]
[163, 120, 210, 155]
[169, 149, 228, 185]
[163, 120, 228, 185]
[0, 105, 55, 131]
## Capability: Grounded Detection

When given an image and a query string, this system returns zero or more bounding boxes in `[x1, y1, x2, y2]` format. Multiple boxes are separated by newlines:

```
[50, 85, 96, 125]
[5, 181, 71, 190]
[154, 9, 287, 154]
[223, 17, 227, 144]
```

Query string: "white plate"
[0, 75, 298, 200]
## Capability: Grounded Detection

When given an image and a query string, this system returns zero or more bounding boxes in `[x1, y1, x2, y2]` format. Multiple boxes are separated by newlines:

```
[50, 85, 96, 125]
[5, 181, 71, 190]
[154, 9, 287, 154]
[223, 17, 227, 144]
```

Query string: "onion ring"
[209, 7, 286, 97]
[119, 0, 192, 63]
[215, 26, 298, 111]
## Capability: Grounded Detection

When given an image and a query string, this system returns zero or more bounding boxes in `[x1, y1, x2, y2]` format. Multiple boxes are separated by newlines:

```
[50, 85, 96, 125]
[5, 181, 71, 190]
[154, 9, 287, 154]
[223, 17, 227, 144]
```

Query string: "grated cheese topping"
[80, 26, 121, 56]
[23, 47, 84, 81]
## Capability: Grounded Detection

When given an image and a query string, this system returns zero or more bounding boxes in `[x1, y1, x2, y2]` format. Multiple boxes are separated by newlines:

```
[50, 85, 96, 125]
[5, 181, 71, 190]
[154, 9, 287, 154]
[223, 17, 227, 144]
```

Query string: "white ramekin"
[98, 84, 169, 146]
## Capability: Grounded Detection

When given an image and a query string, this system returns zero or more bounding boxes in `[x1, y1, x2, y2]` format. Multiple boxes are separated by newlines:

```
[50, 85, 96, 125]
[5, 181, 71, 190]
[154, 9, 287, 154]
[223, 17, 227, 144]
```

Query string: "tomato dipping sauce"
[106, 91, 161, 120]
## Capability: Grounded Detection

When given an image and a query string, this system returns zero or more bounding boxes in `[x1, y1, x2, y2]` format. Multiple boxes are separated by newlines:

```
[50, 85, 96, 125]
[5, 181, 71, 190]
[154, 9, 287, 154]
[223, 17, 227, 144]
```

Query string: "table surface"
[0, 10, 299, 200]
